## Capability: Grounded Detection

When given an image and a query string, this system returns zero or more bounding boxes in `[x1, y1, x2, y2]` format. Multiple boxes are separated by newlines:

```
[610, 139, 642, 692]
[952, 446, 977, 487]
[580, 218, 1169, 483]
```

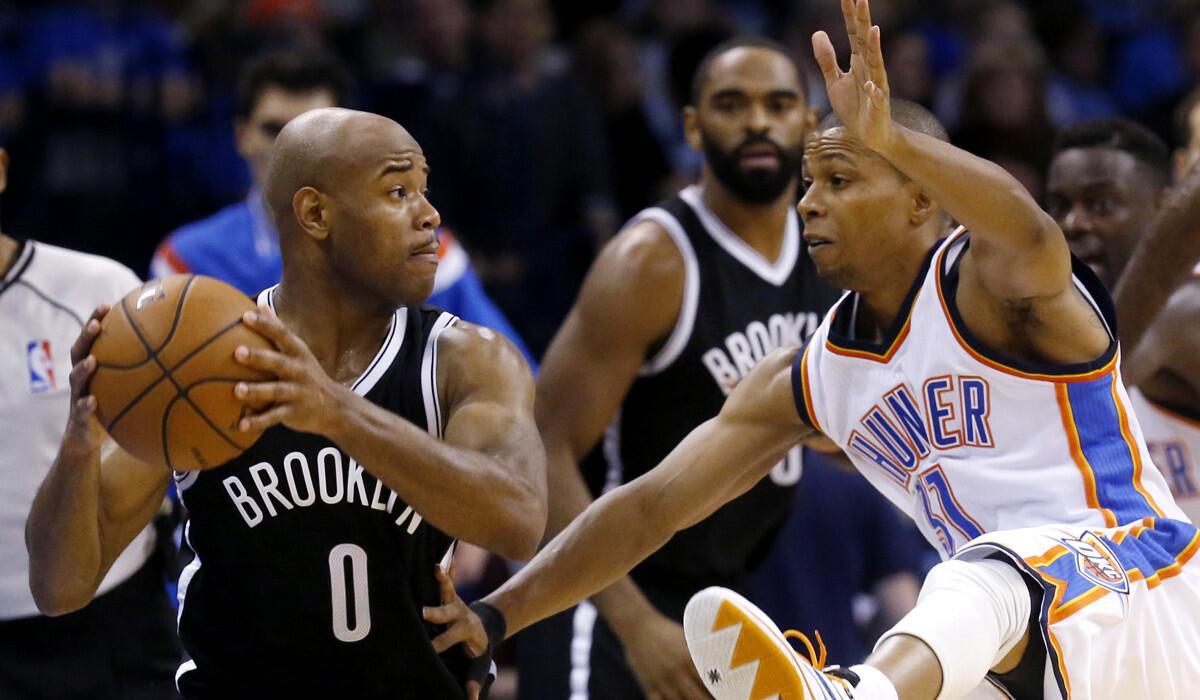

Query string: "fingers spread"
[71, 317, 102, 365]
[435, 564, 459, 605]
[811, 31, 840, 83]
[868, 24, 889, 93]
[430, 625, 469, 654]
[422, 603, 459, 626]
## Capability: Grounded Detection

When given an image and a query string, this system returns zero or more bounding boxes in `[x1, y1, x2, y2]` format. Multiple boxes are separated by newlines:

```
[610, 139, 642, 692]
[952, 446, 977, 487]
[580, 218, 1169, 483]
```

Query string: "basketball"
[89, 274, 274, 472]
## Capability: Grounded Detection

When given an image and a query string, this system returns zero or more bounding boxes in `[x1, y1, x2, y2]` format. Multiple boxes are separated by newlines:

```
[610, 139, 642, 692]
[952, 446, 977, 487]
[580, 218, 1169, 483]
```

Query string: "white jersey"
[1129, 388, 1200, 524]
[795, 230, 1186, 559]
[0, 240, 154, 619]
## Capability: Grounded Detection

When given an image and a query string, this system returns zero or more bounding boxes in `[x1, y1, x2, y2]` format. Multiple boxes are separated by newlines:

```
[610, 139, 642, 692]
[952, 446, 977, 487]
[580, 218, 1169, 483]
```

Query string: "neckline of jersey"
[678, 185, 799, 286]
[824, 237, 942, 358]
[257, 284, 407, 397]
[0, 238, 35, 300]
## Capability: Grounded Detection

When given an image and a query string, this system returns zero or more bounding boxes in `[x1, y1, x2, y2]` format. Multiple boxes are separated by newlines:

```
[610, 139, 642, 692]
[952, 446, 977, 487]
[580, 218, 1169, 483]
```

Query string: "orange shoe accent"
[711, 600, 809, 699]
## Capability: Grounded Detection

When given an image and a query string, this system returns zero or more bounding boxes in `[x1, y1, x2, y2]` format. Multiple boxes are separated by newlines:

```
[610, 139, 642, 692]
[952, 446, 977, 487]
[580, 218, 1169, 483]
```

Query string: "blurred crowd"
[2, 0, 1200, 354]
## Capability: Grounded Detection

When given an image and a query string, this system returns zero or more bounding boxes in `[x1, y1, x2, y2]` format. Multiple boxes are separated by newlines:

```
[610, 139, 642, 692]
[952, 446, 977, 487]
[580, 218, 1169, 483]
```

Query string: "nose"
[416, 196, 441, 231]
[748, 102, 770, 135]
[1060, 203, 1089, 239]
[798, 186, 823, 222]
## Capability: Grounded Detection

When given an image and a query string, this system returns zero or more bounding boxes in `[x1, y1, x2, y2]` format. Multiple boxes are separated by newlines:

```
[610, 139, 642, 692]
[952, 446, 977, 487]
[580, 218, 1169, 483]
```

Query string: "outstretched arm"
[1114, 164, 1200, 385]
[235, 311, 546, 560]
[456, 347, 809, 641]
[813, 0, 1069, 303]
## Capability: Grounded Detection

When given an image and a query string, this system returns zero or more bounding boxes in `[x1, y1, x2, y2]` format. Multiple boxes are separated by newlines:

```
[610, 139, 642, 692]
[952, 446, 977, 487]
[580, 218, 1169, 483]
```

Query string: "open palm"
[812, 0, 893, 152]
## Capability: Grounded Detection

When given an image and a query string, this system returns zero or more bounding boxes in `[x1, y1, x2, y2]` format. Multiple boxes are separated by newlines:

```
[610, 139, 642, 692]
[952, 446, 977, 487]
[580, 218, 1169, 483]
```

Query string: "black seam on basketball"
[153, 274, 197, 353]
[100, 318, 246, 434]
[105, 296, 160, 432]
[118, 283, 244, 454]
[160, 391, 180, 473]
[177, 375, 270, 447]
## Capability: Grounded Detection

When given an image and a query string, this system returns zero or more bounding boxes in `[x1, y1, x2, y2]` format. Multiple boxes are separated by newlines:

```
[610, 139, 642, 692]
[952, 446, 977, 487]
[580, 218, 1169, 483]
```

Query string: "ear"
[292, 186, 331, 241]
[0, 148, 8, 194]
[683, 105, 702, 151]
[908, 184, 939, 227]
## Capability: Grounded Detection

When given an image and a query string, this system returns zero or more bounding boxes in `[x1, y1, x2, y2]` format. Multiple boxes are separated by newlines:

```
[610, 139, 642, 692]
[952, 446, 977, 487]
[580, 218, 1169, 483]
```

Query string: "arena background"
[2, 1, 1197, 697]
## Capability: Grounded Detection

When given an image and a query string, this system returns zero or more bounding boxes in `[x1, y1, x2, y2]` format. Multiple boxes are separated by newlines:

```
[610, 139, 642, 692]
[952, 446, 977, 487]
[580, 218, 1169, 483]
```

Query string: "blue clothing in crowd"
[151, 191, 537, 368]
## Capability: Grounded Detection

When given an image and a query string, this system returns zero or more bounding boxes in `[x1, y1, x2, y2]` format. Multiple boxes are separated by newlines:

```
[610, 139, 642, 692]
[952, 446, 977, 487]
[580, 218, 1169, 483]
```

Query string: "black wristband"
[469, 600, 507, 649]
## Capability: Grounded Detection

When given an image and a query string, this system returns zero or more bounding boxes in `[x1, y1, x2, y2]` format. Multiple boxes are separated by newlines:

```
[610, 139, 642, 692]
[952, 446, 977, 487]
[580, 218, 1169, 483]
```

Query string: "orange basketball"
[89, 274, 274, 472]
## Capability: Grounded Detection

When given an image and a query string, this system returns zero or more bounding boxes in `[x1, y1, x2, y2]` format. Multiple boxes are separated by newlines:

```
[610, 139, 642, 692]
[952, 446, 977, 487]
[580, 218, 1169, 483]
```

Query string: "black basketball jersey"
[174, 287, 469, 699]
[581, 185, 841, 612]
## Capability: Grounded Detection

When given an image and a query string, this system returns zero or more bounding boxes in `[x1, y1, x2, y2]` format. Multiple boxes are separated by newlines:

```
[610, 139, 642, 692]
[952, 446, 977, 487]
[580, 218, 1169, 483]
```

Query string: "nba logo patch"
[1061, 531, 1130, 595]
[27, 340, 57, 393]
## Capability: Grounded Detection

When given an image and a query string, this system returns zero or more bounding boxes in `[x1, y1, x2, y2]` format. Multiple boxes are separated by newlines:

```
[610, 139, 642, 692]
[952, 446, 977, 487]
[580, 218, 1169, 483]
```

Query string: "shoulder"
[587, 217, 685, 300]
[23, 241, 141, 307]
[436, 318, 535, 398]
[1153, 281, 1200, 344]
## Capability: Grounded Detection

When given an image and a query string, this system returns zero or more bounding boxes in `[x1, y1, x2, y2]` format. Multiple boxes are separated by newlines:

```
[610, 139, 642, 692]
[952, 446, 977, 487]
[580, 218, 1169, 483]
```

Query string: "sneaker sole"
[683, 587, 824, 700]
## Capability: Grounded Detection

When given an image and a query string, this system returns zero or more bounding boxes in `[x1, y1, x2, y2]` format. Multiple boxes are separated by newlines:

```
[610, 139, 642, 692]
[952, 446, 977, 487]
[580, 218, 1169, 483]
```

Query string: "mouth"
[738, 143, 782, 169]
[804, 234, 833, 250]
[409, 238, 440, 267]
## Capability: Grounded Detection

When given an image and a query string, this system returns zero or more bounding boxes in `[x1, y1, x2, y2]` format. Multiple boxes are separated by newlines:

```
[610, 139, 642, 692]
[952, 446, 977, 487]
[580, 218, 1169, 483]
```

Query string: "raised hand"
[812, 0, 893, 152]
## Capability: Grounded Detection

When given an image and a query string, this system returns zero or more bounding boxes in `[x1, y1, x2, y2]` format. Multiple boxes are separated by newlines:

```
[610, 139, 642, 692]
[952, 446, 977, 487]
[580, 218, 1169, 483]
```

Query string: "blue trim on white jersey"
[1065, 373, 1160, 524]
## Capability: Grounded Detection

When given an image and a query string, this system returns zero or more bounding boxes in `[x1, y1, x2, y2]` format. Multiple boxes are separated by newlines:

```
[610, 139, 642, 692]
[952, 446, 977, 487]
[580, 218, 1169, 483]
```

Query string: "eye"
[830, 175, 849, 188]
[391, 186, 407, 198]
[1089, 197, 1116, 216]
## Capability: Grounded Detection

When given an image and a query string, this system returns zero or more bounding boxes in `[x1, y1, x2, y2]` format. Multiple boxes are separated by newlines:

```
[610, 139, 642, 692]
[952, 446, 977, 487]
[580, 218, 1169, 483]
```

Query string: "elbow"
[29, 575, 92, 617]
[502, 496, 547, 561]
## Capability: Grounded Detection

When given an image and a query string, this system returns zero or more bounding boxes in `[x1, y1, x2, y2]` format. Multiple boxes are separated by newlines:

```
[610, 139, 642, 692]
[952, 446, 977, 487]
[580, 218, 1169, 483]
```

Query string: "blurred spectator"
[1172, 85, 1200, 178]
[1038, 1, 1119, 125]
[883, 30, 935, 108]
[365, 0, 473, 148]
[150, 49, 352, 293]
[427, 0, 616, 355]
[574, 20, 672, 219]
[952, 38, 1054, 198]
[9, 0, 196, 270]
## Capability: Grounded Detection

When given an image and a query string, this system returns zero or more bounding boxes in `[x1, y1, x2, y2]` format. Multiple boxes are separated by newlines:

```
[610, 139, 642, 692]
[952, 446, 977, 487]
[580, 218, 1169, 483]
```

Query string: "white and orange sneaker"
[683, 587, 857, 700]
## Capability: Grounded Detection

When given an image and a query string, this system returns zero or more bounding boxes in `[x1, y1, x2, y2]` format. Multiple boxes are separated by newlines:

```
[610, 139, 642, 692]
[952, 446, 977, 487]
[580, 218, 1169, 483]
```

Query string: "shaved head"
[265, 107, 441, 307]
[265, 108, 423, 229]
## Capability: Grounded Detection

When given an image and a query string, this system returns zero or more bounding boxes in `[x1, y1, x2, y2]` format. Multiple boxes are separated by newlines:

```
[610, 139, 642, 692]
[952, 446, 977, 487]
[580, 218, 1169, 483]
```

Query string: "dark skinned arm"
[1114, 164, 1200, 385]
[424, 347, 811, 653]
[235, 311, 546, 561]
[26, 306, 170, 615]
[536, 220, 714, 698]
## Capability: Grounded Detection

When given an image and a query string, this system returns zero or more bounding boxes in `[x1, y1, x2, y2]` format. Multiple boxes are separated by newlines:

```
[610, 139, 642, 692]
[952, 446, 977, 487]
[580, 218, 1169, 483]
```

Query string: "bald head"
[265, 108, 423, 228]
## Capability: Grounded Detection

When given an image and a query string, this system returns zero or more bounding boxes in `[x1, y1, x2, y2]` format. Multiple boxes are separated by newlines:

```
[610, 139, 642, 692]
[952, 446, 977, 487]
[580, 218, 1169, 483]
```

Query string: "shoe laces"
[783, 628, 828, 669]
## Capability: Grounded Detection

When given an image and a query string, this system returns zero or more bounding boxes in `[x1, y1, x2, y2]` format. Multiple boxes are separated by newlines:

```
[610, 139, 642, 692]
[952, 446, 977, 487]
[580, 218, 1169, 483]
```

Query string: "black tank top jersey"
[174, 291, 470, 699]
[581, 186, 840, 609]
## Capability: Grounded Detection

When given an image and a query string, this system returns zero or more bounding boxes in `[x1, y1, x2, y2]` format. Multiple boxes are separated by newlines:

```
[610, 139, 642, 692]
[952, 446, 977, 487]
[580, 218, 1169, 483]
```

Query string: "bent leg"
[855, 558, 1032, 700]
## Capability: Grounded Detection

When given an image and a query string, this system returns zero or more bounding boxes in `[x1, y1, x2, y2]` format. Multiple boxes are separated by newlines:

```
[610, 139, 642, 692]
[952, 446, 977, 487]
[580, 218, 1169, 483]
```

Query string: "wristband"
[469, 600, 507, 649]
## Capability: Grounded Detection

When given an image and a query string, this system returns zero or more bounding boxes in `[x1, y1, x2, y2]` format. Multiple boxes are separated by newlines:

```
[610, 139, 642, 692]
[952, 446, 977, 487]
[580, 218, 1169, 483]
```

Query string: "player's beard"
[701, 131, 801, 204]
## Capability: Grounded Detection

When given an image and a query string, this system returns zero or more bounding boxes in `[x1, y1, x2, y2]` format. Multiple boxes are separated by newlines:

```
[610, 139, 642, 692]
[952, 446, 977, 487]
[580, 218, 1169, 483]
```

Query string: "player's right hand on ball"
[62, 304, 111, 458]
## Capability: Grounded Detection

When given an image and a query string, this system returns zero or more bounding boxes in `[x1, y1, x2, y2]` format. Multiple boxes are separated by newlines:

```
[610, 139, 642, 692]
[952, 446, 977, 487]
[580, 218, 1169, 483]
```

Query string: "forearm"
[488, 479, 675, 638]
[329, 392, 543, 559]
[544, 441, 664, 635]
[26, 447, 104, 615]
[1115, 167, 1200, 377]
[878, 126, 1055, 247]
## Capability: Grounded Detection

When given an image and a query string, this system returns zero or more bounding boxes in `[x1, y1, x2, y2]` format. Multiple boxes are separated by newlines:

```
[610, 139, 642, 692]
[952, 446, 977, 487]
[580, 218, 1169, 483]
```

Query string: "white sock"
[847, 664, 899, 700]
